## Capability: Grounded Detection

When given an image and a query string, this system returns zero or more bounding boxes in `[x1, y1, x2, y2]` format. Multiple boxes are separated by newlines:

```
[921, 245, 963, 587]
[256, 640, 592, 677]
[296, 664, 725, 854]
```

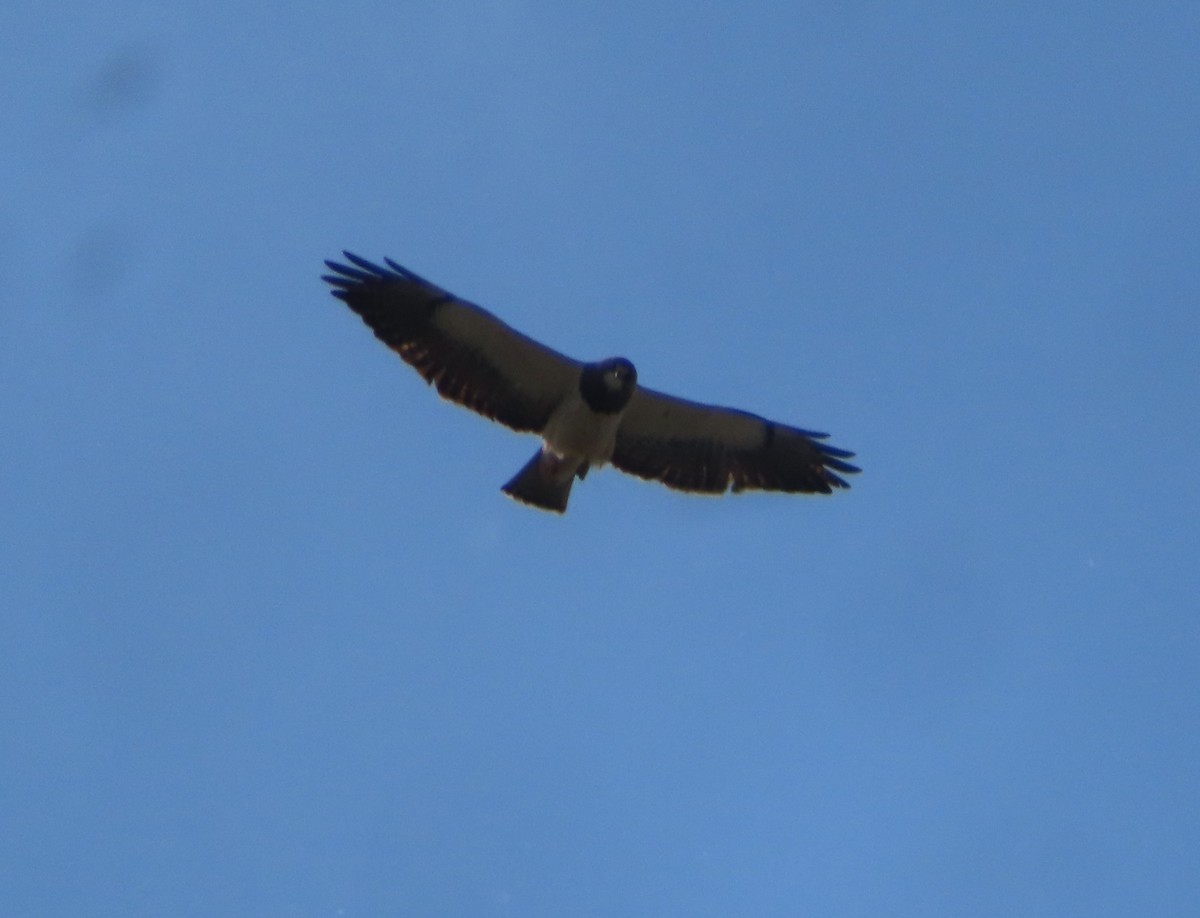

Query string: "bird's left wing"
[324, 253, 581, 433]
[612, 387, 859, 494]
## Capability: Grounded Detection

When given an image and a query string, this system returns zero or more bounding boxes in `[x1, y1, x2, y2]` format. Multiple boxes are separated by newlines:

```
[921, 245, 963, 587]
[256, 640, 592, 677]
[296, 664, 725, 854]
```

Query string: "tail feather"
[501, 450, 575, 513]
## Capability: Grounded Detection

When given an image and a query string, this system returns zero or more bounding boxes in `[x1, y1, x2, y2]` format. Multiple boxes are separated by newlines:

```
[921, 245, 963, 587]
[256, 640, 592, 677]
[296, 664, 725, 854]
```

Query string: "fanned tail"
[501, 450, 575, 513]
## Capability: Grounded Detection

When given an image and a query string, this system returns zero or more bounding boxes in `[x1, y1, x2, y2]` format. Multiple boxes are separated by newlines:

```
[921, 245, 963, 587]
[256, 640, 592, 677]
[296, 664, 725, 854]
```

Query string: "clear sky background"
[3, 3, 1198, 916]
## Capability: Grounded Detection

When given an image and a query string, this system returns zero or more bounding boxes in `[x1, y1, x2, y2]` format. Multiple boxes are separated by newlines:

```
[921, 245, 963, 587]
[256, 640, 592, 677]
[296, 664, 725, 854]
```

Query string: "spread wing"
[612, 387, 859, 494]
[323, 253, 581, 433]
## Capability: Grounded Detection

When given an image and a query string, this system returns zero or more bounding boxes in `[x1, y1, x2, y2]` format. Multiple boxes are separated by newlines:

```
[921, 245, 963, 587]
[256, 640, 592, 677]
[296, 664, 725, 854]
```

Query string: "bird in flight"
[323, 253, 859, 513]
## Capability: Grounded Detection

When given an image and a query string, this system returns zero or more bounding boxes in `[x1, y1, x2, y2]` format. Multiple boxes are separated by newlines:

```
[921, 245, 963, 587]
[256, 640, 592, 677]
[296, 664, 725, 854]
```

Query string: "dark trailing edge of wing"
[322, 252, 573, 433]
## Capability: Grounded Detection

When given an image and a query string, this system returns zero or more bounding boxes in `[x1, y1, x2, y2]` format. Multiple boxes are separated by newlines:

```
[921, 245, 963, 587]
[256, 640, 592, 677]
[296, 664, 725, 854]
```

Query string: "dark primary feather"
[612, 387, 859, 494]
[323, 253, 580, 433]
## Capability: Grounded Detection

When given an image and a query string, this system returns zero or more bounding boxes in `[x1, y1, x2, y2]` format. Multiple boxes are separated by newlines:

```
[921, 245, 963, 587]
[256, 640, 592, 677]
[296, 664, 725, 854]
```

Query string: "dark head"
[579, 357, 637, 414]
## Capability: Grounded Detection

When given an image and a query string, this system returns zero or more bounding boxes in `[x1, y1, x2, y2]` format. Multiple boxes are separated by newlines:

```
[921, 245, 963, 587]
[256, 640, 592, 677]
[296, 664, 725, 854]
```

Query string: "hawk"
[323, 253, 859, 513]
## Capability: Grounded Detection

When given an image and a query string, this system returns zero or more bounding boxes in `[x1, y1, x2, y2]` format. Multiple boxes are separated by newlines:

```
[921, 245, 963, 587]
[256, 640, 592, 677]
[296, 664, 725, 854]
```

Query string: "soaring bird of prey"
[323, 253, 859, 513]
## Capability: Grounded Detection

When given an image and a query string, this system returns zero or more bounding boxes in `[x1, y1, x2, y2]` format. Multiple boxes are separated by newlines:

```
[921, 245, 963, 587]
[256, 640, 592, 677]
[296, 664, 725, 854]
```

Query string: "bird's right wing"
[612, 386, 859, 494]
[324, 253, 582, 433]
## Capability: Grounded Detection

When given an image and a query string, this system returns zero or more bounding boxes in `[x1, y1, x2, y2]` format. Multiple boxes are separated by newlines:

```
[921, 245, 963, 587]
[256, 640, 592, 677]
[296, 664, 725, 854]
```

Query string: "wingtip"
[322, 252, 439, 290]
[343, 248, 379, 270]
[818, 442, 856, 460]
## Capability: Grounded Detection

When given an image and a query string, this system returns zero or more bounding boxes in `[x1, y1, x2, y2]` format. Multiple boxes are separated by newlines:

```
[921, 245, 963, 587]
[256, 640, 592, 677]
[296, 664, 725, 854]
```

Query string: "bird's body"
[541, 389, 619, 474]
[500, 358, 637, 511]
[542, 392, 618, 466]
[323, 253, 859, 513]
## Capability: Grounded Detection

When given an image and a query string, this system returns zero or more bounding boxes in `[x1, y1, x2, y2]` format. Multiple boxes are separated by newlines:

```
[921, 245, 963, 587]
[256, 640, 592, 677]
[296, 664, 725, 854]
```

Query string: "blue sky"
[3, 2, 1198, 915]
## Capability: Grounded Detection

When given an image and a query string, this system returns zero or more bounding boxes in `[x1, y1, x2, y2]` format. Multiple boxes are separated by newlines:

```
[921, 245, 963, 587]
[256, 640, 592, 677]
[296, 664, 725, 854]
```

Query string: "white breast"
[541, 391, 625, 464]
